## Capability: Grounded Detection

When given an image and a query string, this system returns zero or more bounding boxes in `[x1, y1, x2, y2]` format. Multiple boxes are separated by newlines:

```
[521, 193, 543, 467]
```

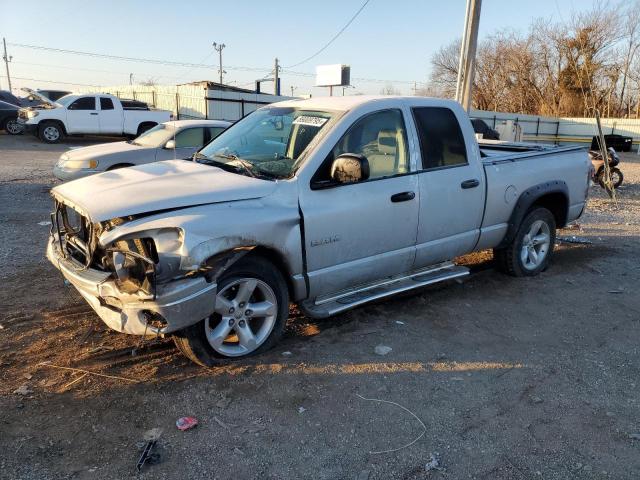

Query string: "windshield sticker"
[292, 116, 328, 127]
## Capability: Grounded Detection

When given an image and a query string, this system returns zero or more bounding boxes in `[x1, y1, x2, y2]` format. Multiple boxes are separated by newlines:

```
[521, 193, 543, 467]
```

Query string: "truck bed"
[474, 141, 590, 250]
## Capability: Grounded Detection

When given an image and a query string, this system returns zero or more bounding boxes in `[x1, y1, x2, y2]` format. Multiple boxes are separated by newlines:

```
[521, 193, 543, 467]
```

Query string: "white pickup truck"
[47, 96, 591, 366]
[18, 91, 171, 143]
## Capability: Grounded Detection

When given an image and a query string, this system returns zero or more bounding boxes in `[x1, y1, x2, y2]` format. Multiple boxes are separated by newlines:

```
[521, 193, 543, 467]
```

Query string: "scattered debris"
[451, 377, 464, 381]
[608, 289, 624, 294]
[356, 394, 426, 454]
[176, 416, 198, 431]
[374, 345, 392, 356]
[13, 385, 32, 395]
[136, 439, 160, 472]
[425, 452, 444, 472]
[37, 220, 52, 226]
[395, 321, 405, 325]
[23, 373, 33, 380]
[282, 351, 292, 356]
[530, 395, 544, 404]
[629, 433, 640, 440]
[59, 373, 88, 392]
[298, 406, 306, 414]
[233, 447, 244, 455]
[557, 236, 592, 245]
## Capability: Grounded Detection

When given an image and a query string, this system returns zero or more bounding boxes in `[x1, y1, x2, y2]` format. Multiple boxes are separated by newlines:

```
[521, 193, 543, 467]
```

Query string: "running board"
[300, 263, 469, 319]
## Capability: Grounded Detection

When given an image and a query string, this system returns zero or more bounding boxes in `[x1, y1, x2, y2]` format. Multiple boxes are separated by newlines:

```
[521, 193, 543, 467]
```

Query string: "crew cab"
[46, 96, 591, 366]
[18, 92, 171, 143]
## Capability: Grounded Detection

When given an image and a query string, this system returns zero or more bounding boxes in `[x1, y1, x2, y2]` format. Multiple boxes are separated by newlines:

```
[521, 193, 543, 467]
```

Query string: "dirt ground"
[1, 131, 639, 480]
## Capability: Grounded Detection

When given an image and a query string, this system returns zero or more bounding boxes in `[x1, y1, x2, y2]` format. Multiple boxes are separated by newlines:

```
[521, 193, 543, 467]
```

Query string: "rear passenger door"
[66, 97, 99, 133]
[412, 107, 485, 268]
[98, 97, 122, 134]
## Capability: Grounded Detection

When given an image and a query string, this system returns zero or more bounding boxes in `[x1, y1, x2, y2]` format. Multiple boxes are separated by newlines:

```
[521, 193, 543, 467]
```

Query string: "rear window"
[100, 98, 114, 110]
[412, 107, 468, 169]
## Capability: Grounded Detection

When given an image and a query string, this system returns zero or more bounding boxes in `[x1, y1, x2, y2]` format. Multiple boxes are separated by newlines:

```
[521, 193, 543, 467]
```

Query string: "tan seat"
[366, 129, 407, 178]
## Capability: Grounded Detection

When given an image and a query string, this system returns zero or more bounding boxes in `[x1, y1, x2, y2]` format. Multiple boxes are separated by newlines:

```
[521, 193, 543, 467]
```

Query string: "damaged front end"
[47, 199, 220, 336]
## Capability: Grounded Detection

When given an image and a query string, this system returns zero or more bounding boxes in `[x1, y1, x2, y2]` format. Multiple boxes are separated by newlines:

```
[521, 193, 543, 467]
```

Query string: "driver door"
[66, 97, 99, 134]
[299, 109, 419, 298]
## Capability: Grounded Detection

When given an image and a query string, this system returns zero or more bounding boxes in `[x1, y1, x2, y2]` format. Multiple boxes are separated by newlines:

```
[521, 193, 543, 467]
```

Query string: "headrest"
[378, 130, 397, 155]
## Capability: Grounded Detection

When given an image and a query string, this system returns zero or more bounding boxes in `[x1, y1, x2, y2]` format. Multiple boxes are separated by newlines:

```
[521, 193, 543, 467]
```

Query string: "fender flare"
[497, 180, 568, 249]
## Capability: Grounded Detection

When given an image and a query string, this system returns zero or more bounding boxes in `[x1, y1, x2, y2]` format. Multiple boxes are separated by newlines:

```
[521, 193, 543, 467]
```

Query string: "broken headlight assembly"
[105, 238, 158, 296]
[102, 228, 185, 295]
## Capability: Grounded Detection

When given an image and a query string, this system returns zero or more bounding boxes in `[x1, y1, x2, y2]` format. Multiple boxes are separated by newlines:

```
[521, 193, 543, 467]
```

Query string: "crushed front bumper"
[46, 236, 217, 335]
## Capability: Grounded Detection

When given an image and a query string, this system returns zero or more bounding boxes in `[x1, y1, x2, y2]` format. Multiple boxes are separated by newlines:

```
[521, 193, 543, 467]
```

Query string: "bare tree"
[380, 83, 401, 95]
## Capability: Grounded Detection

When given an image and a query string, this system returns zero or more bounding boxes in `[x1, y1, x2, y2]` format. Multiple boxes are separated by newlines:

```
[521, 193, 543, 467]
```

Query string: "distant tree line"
[422, 2, 640, 118]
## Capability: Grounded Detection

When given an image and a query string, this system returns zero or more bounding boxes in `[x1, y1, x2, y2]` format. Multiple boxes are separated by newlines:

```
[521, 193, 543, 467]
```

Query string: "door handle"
[390, 191, 415, 203]
[90, 112, 98, 115]
[461, 179, 480, 189]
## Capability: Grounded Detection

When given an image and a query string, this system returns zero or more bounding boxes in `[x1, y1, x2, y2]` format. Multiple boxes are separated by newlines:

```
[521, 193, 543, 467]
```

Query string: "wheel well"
[531, 192, 568, 228]
[247, 246, 295, 299]
[137, 121, 157, 135]
[39, 119, 67, 135]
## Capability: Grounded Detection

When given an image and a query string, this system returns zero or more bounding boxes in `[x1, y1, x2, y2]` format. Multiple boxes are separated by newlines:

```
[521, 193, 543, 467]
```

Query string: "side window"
[207, 127, 225, 140]
[68, 97, 96, 111]
[330, 109, 409, 180]
[100, 98, 114, 110]
[175, 128, 204, 148]
[412, 107, 468, 169]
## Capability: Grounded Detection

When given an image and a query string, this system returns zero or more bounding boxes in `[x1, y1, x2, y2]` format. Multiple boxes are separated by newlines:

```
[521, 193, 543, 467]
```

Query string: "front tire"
[494, 207, 556, 277]
[173, 256, 289, 367]
[39, 121, 64, 143]
[3, 118, 23, 135]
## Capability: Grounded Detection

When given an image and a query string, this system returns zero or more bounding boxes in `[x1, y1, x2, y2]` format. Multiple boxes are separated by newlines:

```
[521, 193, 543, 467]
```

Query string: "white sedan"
[53, 119, 231, 181]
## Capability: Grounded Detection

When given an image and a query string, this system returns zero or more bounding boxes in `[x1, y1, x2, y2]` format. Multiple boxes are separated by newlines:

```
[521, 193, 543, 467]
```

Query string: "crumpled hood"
[61, 141, 156, 163]
[52, 160, 277, 221]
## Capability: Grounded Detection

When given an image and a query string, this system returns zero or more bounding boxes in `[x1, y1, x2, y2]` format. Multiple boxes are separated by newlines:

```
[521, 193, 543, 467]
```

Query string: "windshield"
[56, 95, 76, 107]
[197, 107, 334, 179]
[131, 124, 176, 147]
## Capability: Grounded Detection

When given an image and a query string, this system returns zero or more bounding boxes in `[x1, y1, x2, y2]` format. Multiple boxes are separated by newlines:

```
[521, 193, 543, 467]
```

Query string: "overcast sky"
[0, 0, 604, 96]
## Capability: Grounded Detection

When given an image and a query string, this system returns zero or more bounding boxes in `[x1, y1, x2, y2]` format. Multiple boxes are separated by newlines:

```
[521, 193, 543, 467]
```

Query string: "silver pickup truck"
[46, 96, 591, 366]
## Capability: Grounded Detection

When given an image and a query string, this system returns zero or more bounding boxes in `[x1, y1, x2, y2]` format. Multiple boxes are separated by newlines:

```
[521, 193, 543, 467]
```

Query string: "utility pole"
[129, 73, 133, 85]
[274, 58, 280, 96]
[455, 0, 482, 111]
[213, 42, 226, 85]
[3, 38, 12, 92]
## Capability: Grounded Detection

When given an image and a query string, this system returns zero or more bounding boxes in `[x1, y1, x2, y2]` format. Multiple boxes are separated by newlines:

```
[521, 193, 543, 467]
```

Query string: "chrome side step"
[300, 263, 469, 319]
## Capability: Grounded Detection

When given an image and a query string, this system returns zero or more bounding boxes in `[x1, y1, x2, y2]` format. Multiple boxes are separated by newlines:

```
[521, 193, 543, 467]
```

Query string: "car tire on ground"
[173, 255, 289, 367]
[38, 121, 64, 143]
[2, 117, 23, 135]
[493, 207, 556, 277]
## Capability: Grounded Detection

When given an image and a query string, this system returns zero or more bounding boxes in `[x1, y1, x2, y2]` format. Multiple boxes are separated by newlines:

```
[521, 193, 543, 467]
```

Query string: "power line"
[8, 41, 427, 88]
[1, 75, 102, 87]
[284, 0, 371, 68]
[8, 42, 273, 74]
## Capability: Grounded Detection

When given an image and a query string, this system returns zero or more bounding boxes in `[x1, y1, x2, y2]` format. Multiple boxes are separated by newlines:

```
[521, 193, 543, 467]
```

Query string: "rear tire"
[493, 207, 556, 277]
[3, 117, 23, 135]
[173, 256, 289, 367]
[39, 121, 64, 143]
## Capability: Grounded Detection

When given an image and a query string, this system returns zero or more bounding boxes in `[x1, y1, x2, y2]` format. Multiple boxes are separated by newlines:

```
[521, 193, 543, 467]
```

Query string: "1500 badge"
[310, 235, 340, 247]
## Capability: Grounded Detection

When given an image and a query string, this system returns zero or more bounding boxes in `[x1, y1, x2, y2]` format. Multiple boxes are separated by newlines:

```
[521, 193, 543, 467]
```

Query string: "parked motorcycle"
[589, 147, 623, 189]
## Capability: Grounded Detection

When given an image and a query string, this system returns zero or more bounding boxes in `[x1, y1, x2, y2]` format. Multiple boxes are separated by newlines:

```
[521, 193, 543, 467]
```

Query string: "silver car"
[53, 119, 231, 181]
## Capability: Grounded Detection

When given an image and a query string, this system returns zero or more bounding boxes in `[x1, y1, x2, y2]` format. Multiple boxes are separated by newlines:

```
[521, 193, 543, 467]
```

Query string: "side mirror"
[330, 154, 370, 184]
[164, 139, 176, 150]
